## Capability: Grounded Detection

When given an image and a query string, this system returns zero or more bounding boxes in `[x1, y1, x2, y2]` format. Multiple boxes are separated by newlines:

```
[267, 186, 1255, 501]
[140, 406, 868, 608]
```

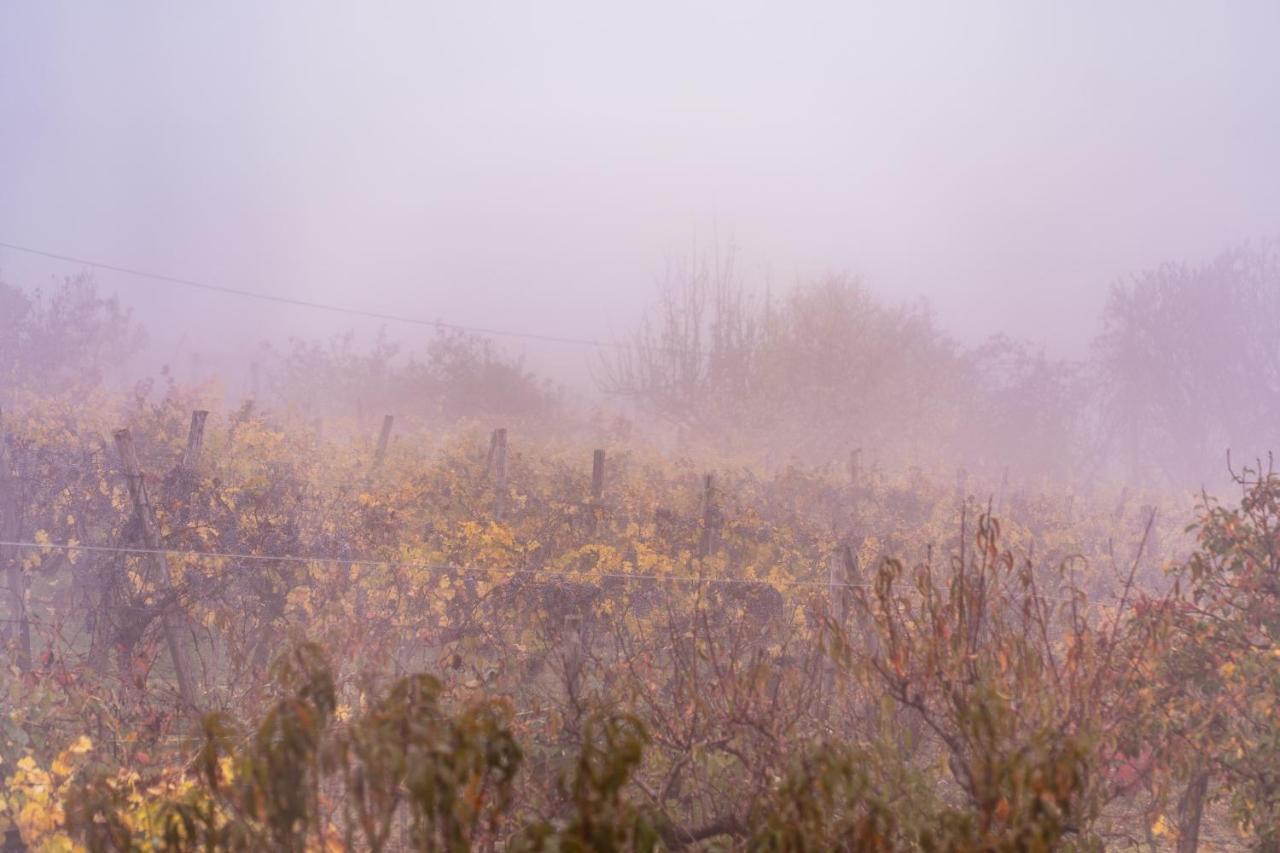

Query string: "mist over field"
[4, 3, 1280, 370]
[2, 3, 1280, 850]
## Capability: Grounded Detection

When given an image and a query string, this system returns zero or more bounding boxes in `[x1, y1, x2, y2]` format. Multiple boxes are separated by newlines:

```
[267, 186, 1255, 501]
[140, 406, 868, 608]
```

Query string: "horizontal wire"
[0, 239, 658, 353]
[0, 538, 1087, 603]
[0, 538, 864, 591]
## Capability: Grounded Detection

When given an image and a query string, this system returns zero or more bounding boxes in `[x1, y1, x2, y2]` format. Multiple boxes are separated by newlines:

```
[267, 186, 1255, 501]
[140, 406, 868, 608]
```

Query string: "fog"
[9, 7, 1280, 847]
[3, 1, 1279, 385]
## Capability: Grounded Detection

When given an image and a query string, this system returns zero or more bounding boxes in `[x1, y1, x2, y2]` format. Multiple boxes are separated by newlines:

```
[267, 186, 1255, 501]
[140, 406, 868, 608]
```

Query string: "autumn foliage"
[1, 273, 1277, 850]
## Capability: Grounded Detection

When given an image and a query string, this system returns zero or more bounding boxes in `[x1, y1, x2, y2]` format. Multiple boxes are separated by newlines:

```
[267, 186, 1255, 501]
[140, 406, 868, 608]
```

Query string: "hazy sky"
[2, 2, 1279, 381]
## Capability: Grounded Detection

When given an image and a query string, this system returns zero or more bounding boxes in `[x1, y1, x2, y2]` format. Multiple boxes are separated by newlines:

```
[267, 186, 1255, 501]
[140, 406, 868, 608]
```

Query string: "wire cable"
[0, 538, 1088, 603]
[0, 538, 865, 591]
[0, 240, 625, 351]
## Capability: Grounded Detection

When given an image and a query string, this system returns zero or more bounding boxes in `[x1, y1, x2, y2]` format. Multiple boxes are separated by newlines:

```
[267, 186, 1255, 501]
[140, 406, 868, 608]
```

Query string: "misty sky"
[2, 2, 1279, 383]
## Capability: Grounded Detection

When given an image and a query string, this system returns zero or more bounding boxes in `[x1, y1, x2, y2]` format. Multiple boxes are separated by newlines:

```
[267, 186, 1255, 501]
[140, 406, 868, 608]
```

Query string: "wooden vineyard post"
[824, 545, 846, 713]
[699, 473, 720, 558]
[824, 540, 867, 717]
[0, 409, 30, 673]
[168, 410, 210, 524]
[828, 546, 849, 629]
[490, 428, 508, 520]
[485, 429, 499, 476]
[181, 410, 209, 471]
[830, 541, 872, 631]
[373, 414, 394, 470]
[831, 538, 877, 656]
[845, 448, 863, 533]
[114, 429, 198, 710]
[1141, 504, 1161, 564]
[561, 608, 585, 705]
[589, 449, 606, 533]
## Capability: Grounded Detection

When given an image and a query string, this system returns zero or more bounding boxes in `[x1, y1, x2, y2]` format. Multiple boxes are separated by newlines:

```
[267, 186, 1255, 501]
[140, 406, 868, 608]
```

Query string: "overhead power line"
[0, 239, 623, 351]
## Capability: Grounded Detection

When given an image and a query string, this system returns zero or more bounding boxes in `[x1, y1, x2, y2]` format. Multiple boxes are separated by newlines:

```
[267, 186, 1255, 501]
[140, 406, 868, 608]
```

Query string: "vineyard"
[2, 270, 1280, 852]
[0, 373, 1271, 851]
[5, 1, 1279, 847]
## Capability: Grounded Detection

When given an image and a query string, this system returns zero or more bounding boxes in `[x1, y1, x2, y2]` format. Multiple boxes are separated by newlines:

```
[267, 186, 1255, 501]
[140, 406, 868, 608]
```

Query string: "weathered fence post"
[1140, 504, 1161, 565]
[114, 429, 197, 709]
[490, 428, 508, 520]
[0, 409, 30, 673]
[562, 607, 585, 698]
[589, 449, 606, 533]
[699, 473, 720, 558]
[167, 410, 210, 527]
[831, 540, 874, 639]
[373, 414, 394, 470]
[485, 429, 499, 476]
[181, 410, 208, 472]
[823, 539, 868, 717]
[828, 546, 850, 629]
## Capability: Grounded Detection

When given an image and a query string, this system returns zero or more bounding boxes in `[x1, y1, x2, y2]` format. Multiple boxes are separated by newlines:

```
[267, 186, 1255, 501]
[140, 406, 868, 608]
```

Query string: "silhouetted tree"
[1094, 244, 1280, 484]
[0, 274, 142, 398]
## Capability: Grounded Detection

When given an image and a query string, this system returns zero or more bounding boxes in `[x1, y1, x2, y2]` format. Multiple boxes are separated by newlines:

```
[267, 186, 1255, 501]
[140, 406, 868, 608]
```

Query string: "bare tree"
[598, 245, 758, 431]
